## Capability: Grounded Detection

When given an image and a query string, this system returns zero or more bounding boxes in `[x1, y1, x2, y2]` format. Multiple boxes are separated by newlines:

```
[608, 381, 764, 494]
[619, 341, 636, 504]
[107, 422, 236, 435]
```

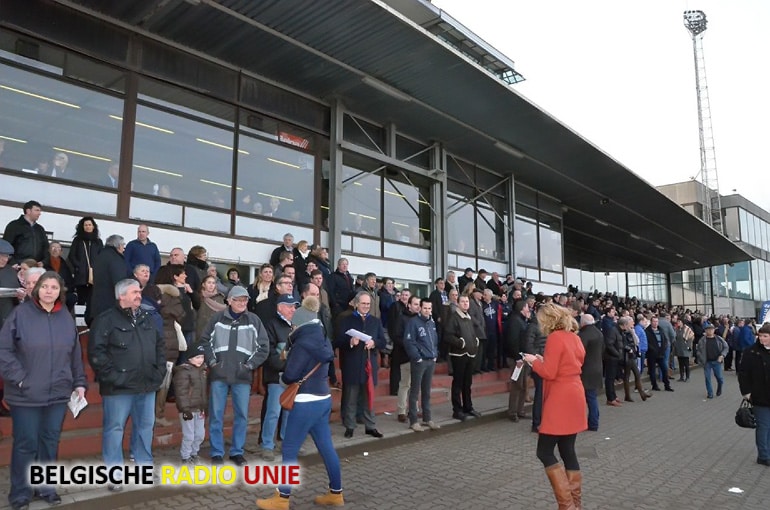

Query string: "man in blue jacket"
[403, 298, 440, 432]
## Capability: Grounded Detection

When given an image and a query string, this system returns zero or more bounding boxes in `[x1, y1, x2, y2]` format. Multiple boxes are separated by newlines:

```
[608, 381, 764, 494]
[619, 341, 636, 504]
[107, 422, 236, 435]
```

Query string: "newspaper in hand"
[68, 391, 88, 419]
[345, 329, 373, 342]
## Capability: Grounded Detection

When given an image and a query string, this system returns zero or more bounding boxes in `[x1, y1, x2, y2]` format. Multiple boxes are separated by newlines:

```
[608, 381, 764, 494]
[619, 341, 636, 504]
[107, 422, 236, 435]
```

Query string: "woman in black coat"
[738, 323, 770, 466]
[67, 217, 103, 305]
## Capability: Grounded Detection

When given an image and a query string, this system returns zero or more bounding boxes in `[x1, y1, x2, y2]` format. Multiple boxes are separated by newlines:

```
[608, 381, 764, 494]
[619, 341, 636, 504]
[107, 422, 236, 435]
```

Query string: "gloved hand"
[182, 411, 193, 421]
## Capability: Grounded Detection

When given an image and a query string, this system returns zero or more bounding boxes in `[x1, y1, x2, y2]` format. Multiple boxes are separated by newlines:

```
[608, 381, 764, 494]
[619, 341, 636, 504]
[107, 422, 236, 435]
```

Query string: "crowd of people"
[2, 199, 770, 510]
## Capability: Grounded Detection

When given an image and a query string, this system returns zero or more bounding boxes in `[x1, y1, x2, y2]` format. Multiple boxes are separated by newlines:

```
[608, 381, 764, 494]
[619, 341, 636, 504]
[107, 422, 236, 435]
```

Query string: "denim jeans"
[585, 388, 599, 430]
[261, 383, 289, 451]
[102, 392, 155, 472]
[209, 381, 250, 457]
[754, 405, 770, 461]
[703, 360, 724, 397]
[278, 397, 341, 497]
[659, 347, 671, 381]
[637, 351, 646, 374]
[9, 403, 67, 506]
[408, 359, 435, 425]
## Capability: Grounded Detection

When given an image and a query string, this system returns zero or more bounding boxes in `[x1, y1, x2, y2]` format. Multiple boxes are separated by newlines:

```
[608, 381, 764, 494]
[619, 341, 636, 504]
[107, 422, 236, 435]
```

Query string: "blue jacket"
[403, 313, 438, 361]
[738, 325, 756, 351]
[335, 312, 386, 385]
[0, 300, 86, 407]
[634, 324, 648, 351]
[282, 320, 335, 396]
[123, 238, 161, 276]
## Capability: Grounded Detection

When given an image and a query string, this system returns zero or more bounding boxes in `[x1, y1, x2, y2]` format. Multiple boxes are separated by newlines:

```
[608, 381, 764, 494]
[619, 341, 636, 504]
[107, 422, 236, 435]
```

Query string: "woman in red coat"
[523, 303, 586, 510]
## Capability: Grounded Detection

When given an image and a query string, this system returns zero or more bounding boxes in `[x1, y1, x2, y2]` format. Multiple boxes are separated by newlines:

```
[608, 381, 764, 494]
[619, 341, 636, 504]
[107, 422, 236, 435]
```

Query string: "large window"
[132, 104, 234, 208]
[447, 193, 475, 254]
[515, 214, 538, 267]
[0, 60, 123, 187]
[382, 173, 430, 247]
[477, 198, 507, 261]
[340, 158, 381, 238]
[236, 130, 315, 224]
[538, 215, 563, 274]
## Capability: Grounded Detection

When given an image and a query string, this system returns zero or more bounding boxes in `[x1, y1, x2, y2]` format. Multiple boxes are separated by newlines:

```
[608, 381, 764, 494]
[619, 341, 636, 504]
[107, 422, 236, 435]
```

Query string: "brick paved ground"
[2, 368, 767, 509]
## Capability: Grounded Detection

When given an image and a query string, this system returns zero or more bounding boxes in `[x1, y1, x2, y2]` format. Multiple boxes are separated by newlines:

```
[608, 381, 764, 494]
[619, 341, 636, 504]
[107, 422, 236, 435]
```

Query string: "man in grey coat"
[696, 324, 729, 399]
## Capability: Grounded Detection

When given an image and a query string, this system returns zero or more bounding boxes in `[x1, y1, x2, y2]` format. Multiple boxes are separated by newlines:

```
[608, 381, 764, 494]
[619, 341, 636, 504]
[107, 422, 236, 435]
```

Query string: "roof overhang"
[44, 0, 751, 273]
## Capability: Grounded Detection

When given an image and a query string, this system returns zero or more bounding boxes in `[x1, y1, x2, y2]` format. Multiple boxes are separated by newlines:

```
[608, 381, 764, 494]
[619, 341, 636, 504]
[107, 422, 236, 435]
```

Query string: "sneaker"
[128, 455, 135, 462]
[344, 428, 354, 438]
[261, 449, 275, 461]
[211, 456, 224, 465]
[107, 484, 123, 492]
[410, 422, 425, 432]
[189, 455, 202, 465]
[182, 457, 196, 466]
[422, 421, 441, 430]
[229, 454, 247, 466]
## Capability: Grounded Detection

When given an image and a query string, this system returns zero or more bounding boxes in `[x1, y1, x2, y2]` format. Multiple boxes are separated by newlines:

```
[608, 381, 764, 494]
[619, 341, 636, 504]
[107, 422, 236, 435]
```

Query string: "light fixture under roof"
[630, 234, 641, 240]
[595, 219, 609, 227]
[655, 244, 665, 250]
[361, 76, 413, 102]
[493, 141, 525, 159]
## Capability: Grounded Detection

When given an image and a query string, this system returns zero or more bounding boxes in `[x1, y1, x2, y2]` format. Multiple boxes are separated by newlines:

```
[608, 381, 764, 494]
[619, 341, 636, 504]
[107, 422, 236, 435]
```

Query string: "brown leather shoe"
[606, 400, 622, 407]
[397, 414, 407, 423]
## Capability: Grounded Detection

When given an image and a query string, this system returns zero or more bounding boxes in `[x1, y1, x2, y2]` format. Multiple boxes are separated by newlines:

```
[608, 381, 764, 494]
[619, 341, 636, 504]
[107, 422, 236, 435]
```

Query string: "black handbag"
[735, 398, 757, 429]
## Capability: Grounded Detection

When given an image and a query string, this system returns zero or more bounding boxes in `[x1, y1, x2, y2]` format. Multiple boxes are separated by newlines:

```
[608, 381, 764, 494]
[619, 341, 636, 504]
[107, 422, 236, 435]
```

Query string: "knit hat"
[292, 295, 320, 328]
[189, 342, 206, 357]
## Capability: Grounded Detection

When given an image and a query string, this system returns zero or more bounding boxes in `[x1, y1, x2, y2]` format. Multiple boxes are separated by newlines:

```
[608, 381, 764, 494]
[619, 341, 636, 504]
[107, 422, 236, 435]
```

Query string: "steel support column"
[431, 145, 448, 281]
[328, 99, 345, 265]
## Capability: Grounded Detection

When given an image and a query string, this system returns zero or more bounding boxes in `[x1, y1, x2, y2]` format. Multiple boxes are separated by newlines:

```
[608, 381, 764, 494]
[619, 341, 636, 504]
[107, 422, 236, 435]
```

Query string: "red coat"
[532, 330, 587, 435]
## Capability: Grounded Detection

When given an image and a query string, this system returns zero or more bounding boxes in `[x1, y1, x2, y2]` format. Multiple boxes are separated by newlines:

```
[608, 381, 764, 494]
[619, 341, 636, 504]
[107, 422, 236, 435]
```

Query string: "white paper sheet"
[345, 329, 373, 342]
[511, 364, 522, 381]
[68, 391, 88, 419]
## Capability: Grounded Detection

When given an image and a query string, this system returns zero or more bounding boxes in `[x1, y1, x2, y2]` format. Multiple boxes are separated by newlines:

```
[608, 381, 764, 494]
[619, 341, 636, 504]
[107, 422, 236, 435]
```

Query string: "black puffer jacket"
[88, 305, 166, 396]
[443, 308, 479, 357]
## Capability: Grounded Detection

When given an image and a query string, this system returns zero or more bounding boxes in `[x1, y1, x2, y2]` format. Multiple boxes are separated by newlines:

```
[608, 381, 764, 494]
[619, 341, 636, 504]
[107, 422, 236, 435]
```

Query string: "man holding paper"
[336, 291, 386, 438]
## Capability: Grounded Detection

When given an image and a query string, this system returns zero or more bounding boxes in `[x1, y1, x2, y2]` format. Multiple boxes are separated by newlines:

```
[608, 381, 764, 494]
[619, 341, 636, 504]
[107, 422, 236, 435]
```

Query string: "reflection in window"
[0, 61, 123, 187]
[515, 217, 537, 267]
[477, 200, 507, 261]
[447, 194, 474, 254]
[132, 104, 234, 209]
[538, 218, 563, 273]
[237, 135, 315, 224]
[383, 174, 430, 247]
[739, 209, 749, 243]
[341, 164, 381, 237]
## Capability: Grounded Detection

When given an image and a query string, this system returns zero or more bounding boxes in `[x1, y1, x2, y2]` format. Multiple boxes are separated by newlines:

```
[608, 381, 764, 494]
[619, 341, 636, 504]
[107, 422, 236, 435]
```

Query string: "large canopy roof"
[52, 0, 751, 272]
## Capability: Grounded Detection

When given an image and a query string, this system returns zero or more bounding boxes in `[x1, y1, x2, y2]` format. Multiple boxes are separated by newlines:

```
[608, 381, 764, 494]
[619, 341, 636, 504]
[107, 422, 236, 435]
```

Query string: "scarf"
[255, 282, 271, 303]
[202, 289, 227, 312]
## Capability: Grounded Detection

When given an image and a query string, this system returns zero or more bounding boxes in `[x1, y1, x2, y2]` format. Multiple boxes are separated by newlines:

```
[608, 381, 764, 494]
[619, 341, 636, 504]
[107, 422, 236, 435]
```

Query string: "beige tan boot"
[256, 489, 290, 510]
[313, 490, 344, 506]
[566, 470, 582, 509]
[545, 464, 576, 510]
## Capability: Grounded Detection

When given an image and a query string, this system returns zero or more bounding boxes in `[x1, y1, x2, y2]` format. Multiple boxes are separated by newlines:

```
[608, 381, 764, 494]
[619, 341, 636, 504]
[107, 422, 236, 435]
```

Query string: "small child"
[172, 343, 208, 465]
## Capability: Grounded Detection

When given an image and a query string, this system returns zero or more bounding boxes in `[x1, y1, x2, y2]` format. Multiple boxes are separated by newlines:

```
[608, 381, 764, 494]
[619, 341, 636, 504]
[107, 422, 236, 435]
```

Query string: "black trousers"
[450, 356, 474, 414]
[604, 359, 619, 401]
[648, 357, 671, 389]
[677, 357, 690, 380]
[536, 433, 580, 470]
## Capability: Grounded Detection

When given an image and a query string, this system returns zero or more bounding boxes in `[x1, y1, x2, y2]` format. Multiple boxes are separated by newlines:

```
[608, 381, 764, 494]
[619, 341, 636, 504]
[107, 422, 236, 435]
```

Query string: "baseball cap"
[276, 294, 300, 306]
[227, 286, 249, 300]
[0, 239, 14, 255]
[704, 323, 716, 330]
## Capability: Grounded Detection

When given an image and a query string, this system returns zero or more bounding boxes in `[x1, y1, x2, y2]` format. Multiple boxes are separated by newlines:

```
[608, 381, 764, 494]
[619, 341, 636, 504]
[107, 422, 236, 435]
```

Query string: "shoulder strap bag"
[280, 362, 322, 411]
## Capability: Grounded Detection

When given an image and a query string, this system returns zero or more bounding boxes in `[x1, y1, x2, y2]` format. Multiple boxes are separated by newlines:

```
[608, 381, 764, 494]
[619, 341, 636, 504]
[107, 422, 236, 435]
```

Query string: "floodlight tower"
[683, 10, 723, 234]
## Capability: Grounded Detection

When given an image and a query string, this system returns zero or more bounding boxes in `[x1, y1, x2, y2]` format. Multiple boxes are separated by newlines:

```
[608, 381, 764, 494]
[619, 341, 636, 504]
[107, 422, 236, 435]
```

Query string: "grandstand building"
[0, 0, 750, 301]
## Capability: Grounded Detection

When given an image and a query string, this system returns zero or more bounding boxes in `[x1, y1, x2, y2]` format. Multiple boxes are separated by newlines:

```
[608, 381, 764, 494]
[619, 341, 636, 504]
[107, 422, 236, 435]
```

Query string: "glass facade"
[738, 207, 770, 252]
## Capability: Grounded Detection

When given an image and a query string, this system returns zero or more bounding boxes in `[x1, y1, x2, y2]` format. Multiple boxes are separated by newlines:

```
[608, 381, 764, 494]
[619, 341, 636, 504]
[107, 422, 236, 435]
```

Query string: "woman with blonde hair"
[248, 264, 274, 312]
[523, 303, 586, 510]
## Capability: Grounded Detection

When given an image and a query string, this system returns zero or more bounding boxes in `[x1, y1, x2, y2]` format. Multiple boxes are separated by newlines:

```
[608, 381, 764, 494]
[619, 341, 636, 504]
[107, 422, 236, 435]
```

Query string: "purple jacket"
[0, 300, 86, 407]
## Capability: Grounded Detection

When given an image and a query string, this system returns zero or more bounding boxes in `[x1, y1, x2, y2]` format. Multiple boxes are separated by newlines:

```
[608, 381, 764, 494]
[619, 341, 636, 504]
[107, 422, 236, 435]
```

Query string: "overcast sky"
[432, 0, 770, 212]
